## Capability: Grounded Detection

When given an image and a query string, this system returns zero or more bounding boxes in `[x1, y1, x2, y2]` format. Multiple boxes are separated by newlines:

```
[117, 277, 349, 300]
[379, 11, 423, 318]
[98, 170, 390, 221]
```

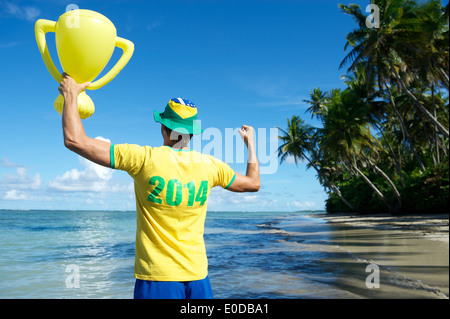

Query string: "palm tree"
[410, 0, 449, 89]
[277, 116, 314, 165]
[277, 116, 355, 211]
[340, 52, 429, 174]
[341, 61, 407, 181]
[281, 0, 448, 214]
[339, 0, 449, 138]
[385, 83, 427, 172]
[319, 88, 396, 211]
[303, 88, 328, 123]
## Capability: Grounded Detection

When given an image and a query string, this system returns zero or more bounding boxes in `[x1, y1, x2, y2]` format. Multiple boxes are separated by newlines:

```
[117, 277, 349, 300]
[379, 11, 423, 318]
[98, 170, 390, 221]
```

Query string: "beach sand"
[306, 213, 449, 299]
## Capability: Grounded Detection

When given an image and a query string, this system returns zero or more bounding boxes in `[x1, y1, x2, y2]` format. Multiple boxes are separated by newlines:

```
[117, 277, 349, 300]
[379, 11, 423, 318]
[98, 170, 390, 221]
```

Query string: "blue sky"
[0, 0, 372, 211]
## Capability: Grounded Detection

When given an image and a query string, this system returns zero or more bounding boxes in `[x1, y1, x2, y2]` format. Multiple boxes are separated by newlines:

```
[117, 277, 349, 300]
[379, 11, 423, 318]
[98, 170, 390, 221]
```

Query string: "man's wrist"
[63, 92, 77, 103]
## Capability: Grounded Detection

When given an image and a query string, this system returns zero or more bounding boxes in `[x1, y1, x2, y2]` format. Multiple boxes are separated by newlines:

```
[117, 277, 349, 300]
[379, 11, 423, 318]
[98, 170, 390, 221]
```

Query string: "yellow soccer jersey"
[111, 144, 236, 281]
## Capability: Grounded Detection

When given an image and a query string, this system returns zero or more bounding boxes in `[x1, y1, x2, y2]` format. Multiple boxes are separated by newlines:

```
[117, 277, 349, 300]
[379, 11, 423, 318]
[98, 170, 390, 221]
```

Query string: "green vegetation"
[278, 0, 449, 214]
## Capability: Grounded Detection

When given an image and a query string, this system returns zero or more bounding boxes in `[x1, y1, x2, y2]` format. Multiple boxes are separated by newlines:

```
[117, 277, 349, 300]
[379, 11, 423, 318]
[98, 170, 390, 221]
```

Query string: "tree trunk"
[373, 122, 404, 185]
[432, 84, 440, 164]
[439, 136, 448, 157]
[327, 182, 356, 211]
[371, 161, 402, 209]
[352, 162, 393, 212]
[439, 67, 449, 89]
[304, 153, 356, 211]
[385, 83, 426, 172]
[421, 114, 437, 166]
[387, 57, 449, 138]
[361, 152, 402, 209]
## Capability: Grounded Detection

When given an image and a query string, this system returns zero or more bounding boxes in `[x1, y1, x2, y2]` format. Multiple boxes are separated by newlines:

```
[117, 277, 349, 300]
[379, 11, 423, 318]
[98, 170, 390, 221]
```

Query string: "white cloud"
[288, 200, 316, 210]
[0, 167, 42, 190]
[1, 1, 41, 21]
[48, 167, 111, 192]
[47, 136, 134, 196]
[1, 157, 23, 168]
[0, 140, 135, 207]
[207, 188, 278, 211]
[2, 189, 27, 200]
[0, 160, 43, 202]
[283, 155, 307, 165]
[48, 137, 114, 192]
[243, 194, 259, 201]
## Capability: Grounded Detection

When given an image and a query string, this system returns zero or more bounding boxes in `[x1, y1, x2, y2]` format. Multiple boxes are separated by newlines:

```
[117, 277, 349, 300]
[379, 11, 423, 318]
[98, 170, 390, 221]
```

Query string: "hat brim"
[154, 110, 203, 135]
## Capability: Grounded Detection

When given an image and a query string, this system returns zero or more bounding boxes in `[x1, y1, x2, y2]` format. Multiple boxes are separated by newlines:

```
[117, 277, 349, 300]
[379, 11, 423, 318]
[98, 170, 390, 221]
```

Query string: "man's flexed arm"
[227, 125, 260, 192]
[59, 73, 111, 168]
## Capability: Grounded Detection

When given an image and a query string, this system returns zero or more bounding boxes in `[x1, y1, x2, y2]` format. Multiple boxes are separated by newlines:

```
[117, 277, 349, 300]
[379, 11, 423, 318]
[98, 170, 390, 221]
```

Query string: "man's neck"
[163, 142, 190, 150]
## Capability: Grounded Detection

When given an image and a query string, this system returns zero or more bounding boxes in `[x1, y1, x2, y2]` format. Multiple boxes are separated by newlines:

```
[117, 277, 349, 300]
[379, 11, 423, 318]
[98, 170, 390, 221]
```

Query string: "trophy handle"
[88, 37, 134, 90]
[35, 19, 63, 83]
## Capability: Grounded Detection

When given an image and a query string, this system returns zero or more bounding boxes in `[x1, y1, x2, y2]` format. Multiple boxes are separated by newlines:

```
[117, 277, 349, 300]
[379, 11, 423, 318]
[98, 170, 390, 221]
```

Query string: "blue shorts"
[134, 276, 214, 299]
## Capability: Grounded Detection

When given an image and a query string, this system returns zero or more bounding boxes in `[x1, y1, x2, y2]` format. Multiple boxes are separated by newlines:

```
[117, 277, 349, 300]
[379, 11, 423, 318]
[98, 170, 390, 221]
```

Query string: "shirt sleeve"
[111, 144, 148, 177]
[209, 157, 236, 189]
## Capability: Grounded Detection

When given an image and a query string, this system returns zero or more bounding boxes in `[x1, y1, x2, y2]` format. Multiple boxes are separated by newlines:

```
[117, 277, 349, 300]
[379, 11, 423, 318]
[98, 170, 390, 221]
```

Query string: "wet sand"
[310, 213, 449, 299]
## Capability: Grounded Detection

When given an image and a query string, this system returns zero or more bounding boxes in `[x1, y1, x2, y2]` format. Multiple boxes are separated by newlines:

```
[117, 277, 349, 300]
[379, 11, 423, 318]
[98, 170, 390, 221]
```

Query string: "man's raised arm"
[59, 73, 111, 168]
[226, 125, 260, 192]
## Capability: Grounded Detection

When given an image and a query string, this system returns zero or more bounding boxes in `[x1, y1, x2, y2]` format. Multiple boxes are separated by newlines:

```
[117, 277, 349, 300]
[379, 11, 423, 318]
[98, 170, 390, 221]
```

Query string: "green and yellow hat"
[154, 98, 203, 135]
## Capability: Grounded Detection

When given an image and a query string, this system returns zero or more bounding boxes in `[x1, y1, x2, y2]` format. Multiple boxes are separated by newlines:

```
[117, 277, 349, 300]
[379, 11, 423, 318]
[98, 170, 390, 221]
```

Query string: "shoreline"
[314, 212, 449, 243]
[308, 212, 449, 298]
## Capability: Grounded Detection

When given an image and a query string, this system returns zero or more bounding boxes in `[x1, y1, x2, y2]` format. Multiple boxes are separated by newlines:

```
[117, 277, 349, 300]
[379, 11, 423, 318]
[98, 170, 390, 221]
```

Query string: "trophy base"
[54, 91, 95, 119]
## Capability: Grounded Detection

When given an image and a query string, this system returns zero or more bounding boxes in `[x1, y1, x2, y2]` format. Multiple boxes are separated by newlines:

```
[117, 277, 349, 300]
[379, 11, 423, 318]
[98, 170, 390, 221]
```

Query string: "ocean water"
[0, 209, 355, 299]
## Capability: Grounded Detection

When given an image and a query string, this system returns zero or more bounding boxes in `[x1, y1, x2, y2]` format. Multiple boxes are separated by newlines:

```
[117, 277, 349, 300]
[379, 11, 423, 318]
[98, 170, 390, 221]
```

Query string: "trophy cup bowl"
[35, 9, 134, 119]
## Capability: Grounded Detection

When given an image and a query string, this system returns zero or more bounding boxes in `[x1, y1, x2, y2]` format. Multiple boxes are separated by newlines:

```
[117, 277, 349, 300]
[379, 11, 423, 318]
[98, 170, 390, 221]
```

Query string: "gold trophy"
[35, 9, 134, 119]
